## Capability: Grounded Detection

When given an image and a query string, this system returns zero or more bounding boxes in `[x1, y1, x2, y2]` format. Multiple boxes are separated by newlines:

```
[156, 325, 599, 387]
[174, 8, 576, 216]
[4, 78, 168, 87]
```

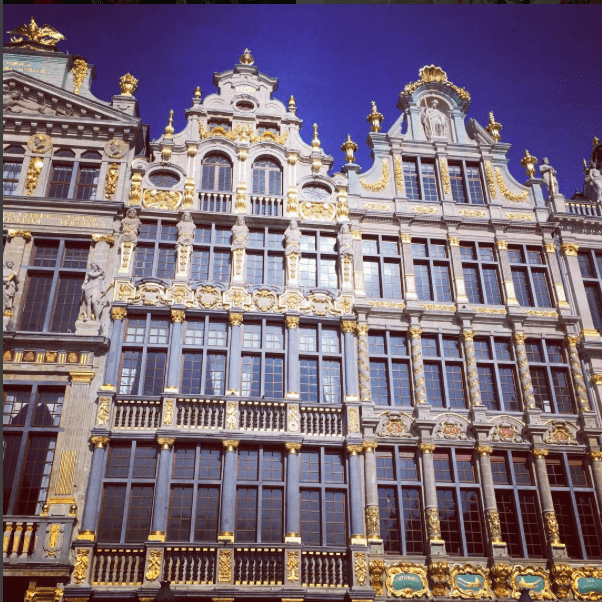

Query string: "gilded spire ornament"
[194, 86, 202, 99]
[341, 134, 358, 164]
[288, 95, 296, 110]
[119, 73, 139, 96]
[486, 112, 502, 142]
[520, 149, 538, 180]
[239, 48, 254, 65]
[312, 123, 321, 150]
[6, 17, 65, 50]
[164, 109, 174, 139]
[367, 101, 384, 133]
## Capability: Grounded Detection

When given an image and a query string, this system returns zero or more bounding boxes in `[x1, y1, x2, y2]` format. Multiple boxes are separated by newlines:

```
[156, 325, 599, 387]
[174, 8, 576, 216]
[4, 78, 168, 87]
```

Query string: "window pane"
[551, 369, 574, 413]
[461, 490, 485, 555]
[242, 355, 261, 397]
[20, 274, 53, 331]
[143, 352, 166, 395]
[576, 493, 602, 558]
[300, 359, 318, 402]
[478, 365, 498, 410]
[499, 367, 521, 411]
[119, 350, 142, 394]
[156, 248, 176, 279]
[15, 436, 56, 515]
[98, 485, 126, 542]
[34, 389, 64, 426]
[415, 264, 432, 301]
[106, 445, 132, 478]
[532, 271, 552, 307]
[33, 242, 59, 267]
[383, 262, 402, 298]
[204, 353, 226, 395]
[370, 361, 389, 405]
[262, 449, 284, 482]
[199, 446, 222, 480]
[325, 491, 346, 546]
[133, 445, 157, 478]
[424, 363, 444, 407]
[379, 486, 400, 553]
[243, 324, 262, 348]
[482, 267, 502, 304]
[392, 361, 411, 406]
[125, 485, 154, 542]
[402, 488, 424, 554]
[63, 244, 89, 269]
[195, 487, 220, 541]
[434, 452, 452, 482]
[149, 319, 169, 344]
[238, 449, 259, 480]
[421, 162, 438, 201]
[363, 261, 381, 297]
[3, 388, 30, 426]
[300, 490, 320, 545]
[433, 264, 452, 301]
[50, 275, 85, 332]
[403, 160, 420, 200]
[185, 320, 205, 345]
[322, 360, 341, 403]
[324, 452, 345, 483]
[261, 488, 283, 543]
[300, 452, 320, 483]
[235, 487, 257, 542]
[168, 486, 193, 541]
[497, 490, 524, 558]
[300, 327, 317, 352]
[173, 447, 196, 480]
[208, 321, 227, 346]
[446, 365, 466, 409]
[437, 489, 461, 555]
[266, 325, 284, 350]
[264, 356, 284, 397]
[512, 269, 533, 306]
[466, 166, 484, 204]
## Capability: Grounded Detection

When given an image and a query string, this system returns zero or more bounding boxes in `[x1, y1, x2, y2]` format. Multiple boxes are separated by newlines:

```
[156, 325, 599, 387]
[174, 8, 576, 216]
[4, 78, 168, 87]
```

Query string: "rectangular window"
[403, 160, 420, 200]
[48, 164, 73, 198]
[413, 240, 452, 302]
[579, 251, 602, 331]
[466, 165, 485, 204]
[75, 166, 100, 200]
[448, 164, 466, 203]
[421, 162, 438, 201]
[3, 161, 22, 195]
[509, 245, 554, 308]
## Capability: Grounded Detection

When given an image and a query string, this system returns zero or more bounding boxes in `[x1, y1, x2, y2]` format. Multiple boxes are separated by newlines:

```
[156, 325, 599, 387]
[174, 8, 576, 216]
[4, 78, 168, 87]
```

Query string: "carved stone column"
[531, 448, 568, 559]
[410, 327, 427, 405]
[226, 313, 243, 396]
[342, 320, 359, 401]
[355, 324, 371, 402]
[462, 330, 482, 407]
[77, 436, 110, 542]
[496, 240, 519, 306]
[286, 252, 300, 287]
[513, 332, 536, 409]
[400, 232, 418, 300]
[565, 335, 591, 412]
[165, 308, 185, 393]
[448, 235, 469, 303]
[475, 445, 508, 557]
[284, 442, 301, 543]
[544, 242, 570, 309]
[419, 442, 445, 555]
[286, 315, 300, 399]
[102, 306, 127, 390]
[149, 437, 175, 542]
[362, 441, 381, 544]
[588, 451, 602, 514]
[347, 445, 366, 545]
[218, 440, 239, 542]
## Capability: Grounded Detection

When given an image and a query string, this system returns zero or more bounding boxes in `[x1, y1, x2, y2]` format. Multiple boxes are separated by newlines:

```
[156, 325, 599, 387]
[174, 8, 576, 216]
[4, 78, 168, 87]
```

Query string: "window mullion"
[461, 160, 473, 204]
[67, 160, 79, 199]
[416, 157, 424, 201]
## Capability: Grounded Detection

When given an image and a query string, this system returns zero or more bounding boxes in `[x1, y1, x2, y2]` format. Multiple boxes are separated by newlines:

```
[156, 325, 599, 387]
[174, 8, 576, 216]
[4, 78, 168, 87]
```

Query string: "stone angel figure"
[117, 208, 141, 246]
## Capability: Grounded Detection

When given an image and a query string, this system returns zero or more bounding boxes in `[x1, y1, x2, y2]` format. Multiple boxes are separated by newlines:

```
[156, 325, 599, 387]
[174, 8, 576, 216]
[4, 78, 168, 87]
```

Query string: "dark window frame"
[47, 152, 101, 200]
[460, 242, 503, 305]
[578, 250, 602, 332]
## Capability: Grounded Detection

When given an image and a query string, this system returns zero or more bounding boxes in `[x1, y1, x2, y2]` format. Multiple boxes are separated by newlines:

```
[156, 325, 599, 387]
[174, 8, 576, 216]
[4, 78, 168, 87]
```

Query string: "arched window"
[54, 149, 76, 158]
[81, 150, 102, 160]
[4, 145, 25, 155]
[201, 154, 232, 192]
[253, 158, 281, 196]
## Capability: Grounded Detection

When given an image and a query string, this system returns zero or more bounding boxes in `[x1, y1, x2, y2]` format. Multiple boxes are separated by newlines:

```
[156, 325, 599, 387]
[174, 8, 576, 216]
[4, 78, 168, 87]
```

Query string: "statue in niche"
[284, 219, 301, 256]
[118, 208, 141, 247]
[80, 263, 108, 321]
[539, 157, 559, 196]
[177, 211, 195, 246]
[584, 160, 602, 204]
[420, 98, 448, 139]
[231, 216, 249, 251]
[3, 260, 18, 316]
[337, 224, 353, 257]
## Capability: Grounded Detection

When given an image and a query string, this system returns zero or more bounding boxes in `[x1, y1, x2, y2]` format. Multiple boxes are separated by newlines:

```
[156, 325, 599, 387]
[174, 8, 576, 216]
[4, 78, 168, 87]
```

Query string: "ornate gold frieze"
[225, 402, 237, 430]
[163, 398, 175, 426]
[365, 506, 380, 538]
[551, 564, 573, 599]
[543, 511, 562, 546]
[470, 307, 507, 314]
[299, 202, 336, 222]
[367, 300, 406, 309]
[171, 308, 185, 323]
[458, 209, 487, 218]
[218, 549, 233, 582]
[486, 509, 503, 543]
[129, 172, 142, 204]
[354, 552, 368, 586]
[450, 564, 493, 599]
[286, 550, 300, 582]
[429, 562, 451, 597]
[285, 442, 302, 454]
[510, 565, 554, 600]
[520, 310, 558, 317]
[370, 560, 387, 595]
[360, 159, 390, 192]
[412, 205, 439, 215]
[505, 212, 533, 222]
[142, 189, 182, 211]
[364, 202, 391, 211]
[348, 407, 360, 433]
[73, 548, 90, 584]
[419, 303, 455, 312]
[157, 437, 175, 450]
[490, 563, 512, 598]
[572, 566, 602, 601]
[385, 562, 428, 598]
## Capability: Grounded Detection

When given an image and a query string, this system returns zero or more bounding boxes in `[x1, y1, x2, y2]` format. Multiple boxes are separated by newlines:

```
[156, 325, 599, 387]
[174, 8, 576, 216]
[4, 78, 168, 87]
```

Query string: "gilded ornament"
[588, 450, 602, 461]
[226, 402, 237, 430]
[513, 332, 527, 345]
[510, 566, 554, 600]
[91, 234, 115, 245]
[426, 507, 442, 540]
[354, 552, 368, 586]
[367, 101, 384, 133]
[171, 308, 185, 323]
[7, 17, 65, 49]
[163, 398, 175, 426]
[105, 138, 128, 159]
[486, 112, 502, 142]
[73, 548, 90, 584]
[286, 550, 300, 582]
[222, 440, 240, 452]
[288, 95, 296, 110]
[25, 157, 44, 195]
[157, 437, 175, 450]
[341, 320, 356, 334]
[7, 229, 32, 240]
[459, 209, 487, 218]
[288, 405, 299, 432]
[287, 153, 297, 165]
[471, 307, 506, 314]
[370, 560, 387, 595]
[311, 122, 321, 149]
[119, 73, 139, 96]
[360, 159, 390, 192]
[90, 436, 109, 449]
[285, 442, 302, 454]
[164, 109, 174, 139]
[530, 448, 549, 459]
[346, 444, 363, 456]
[543, 511, 562, 545]
[394, 155, 404, 192]
[95, 397, 110, 426]
[450, 564, 493, 600]
[111, 306, 127, 321]
[475, 445, 493, 456]
[300, 202, 336, 222]
[485, 509, 503, 543]
[544, 242, 556, 253]
[71, 58, 88, 94]
[429, 562, 451, 597]
[551, 564, 573, 599]
[341, 134, 358, 164]
[287, 187, 298, 214]
[218, 549, 233, 582]
[348, 407, 360, 433]
[484, 162, 497, 199]
[229, 312, 243, 327]
[440, 158, 451, 195]
[581, 329, 601, 338]
[412, 205, 439, 215]
[286, 316, 300, 329]
[161, 146, 172, 162]
[356, 324, 369, 337]
[141, 189, 181, 211]
[560, 243, 579, 257]
[520, 150, 538, 179]
[365, 202, 391, 211]
[183, 177, 195, 209]
[385, 563, 428, 598]
[145, 549, 162, 582]
[497, 168, 529, 202]
[401, 65, 471, 102]
[571, 566, 602, 601]
[129, 172, 143, 204]
[367, 300, 406, 309]
[419, 303, 455, 312]
[351, 229, 362, 240]
[490, 564, 512, 598]
[365, 506, 380, 537]
[239, 48, 254, 65]
[28, 133, 52, 154]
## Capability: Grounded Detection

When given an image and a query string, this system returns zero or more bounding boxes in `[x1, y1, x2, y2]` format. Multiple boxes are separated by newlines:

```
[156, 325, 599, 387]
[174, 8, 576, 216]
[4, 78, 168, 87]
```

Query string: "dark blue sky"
[4, 6, 600, 197]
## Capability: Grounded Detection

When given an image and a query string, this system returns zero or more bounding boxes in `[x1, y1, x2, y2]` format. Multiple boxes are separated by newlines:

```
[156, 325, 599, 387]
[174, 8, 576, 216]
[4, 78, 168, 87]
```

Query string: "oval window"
[236, 101, 254, 112]
[303, 184, 331, 201]
[149, 171, 180, 188]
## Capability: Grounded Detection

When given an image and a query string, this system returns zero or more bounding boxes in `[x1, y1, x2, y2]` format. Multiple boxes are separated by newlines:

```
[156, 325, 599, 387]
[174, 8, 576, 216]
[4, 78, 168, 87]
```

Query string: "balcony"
[199, 191, 232, 213]
[250, 195, 283, 216]
[566, 199, 601, 217]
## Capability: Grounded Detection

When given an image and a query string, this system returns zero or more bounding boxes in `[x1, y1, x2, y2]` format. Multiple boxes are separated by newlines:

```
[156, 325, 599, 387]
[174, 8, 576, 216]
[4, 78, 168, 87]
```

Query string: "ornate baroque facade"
[3, 18, 602, 602]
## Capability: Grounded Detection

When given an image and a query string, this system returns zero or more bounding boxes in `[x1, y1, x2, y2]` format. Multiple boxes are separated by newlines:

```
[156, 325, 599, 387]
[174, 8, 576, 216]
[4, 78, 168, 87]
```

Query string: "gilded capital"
[356, 324, 369, 337]
[229, 313, 243, 327]
[7, 229, 32, 240]
[286, 316, 300, 329]
[346, 444, 364, 456]
[560, 243, 579, 257]
[222, 439, 240, 452]
[362, 441, 378, 453]
[476, 445, 493, 456]
[351, 229, 362, 241]
[400, 233, 412, 244]
[565, 334, 580, 347]
[588, 450, 602, 462]
[461, 330, 474, 342]
[111, 306, 127, 321]
[285, 442, 302, 454]
[513, 332, 527, 345]
[531, 447, 549, 459]
[419, 443, 436, 454]
[341, 320, 356, 334]
[90, 436, 110, 449]
[448, 236, 460, 247]
[544, 242, 556, 253]
[91, 234, 115, 245]
[157, 437, 175, 450]
[171, 308, 185, 323]
[410, 327, 422, 339]
[496, 240, 508, 250]
[592, 374, 602, 385]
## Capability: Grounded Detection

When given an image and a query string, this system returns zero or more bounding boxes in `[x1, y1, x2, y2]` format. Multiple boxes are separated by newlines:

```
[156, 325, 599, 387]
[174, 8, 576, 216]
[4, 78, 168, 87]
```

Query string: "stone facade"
[3, 21, 602, 602]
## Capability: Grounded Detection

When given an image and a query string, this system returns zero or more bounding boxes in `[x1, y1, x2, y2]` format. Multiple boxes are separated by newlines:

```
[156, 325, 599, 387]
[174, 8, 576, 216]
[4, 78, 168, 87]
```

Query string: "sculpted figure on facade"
[284, 219, 302, 256]
[337, 224, 354, 258]
[177, 211, 196, 247]
[584, 160, 602, 204]
[420, 98, 448, 139]
[118, 208, 141, 247]
[539, 157, 559, 196]
[231, 215, 249, 251]
[3, 84, 56, 115]
[3, 260, 18, 316]
[80, 263, 108, 321]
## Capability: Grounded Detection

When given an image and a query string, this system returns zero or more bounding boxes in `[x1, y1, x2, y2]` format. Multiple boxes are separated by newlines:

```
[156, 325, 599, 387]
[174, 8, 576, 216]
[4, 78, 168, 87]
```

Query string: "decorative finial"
[288, 95, 296, 109]
[312, 123, 321, 150]
[194, 86, 202, 99]
[341, 134, 358, 164]
[486, 112, 502, 143]
[520, 149, 538, 180]
[367, 101, 384, 133]
[119, 73, 138, 96]
[419, 65, 448, 84]
[239, 49, 254, 65]
[164, 109, 174, 139]
[583, 158, 589, 172]
[6, 17, 65, 50]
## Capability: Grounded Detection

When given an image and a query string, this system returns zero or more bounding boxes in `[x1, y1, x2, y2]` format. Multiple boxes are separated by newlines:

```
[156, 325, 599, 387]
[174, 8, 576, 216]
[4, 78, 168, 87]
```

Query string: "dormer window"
[201, 154, 232, 192]
[209, 120, 231, 132]
[252, 158, 281, 196]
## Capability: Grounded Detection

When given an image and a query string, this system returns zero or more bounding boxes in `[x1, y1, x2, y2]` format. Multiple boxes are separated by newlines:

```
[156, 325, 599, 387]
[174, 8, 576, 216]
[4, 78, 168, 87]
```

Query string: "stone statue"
[80, 263, 107, 321]
[337, 224, 353, 257]
[539, 158, 559, 196]
[117, 208, 141, 246]
[585, 161, 602, 204]
[420, 98, 448, 139]
[231, 216, 249, 251]
[284, 219, 301, 256]
[177, 211, 195, 247]
[3, 84, 56, 115]
[3, 260, 18, 316]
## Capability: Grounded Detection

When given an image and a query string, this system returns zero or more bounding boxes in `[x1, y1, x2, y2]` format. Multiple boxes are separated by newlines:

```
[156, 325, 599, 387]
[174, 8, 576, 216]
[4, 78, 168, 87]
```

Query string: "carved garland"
[495, 167, 529, 202]
[360, 159, 390, 192]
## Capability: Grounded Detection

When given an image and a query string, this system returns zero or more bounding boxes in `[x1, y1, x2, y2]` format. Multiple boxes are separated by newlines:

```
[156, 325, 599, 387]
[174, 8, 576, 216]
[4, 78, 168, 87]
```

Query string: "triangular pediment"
[3, 70, 140, 125]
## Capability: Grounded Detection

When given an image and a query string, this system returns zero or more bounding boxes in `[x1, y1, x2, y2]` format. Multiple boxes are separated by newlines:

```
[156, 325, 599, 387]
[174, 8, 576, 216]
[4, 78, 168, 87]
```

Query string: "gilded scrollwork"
[218, 549, 233, 583]
[360, 159, 390, 192]
[490, 564, 512, 598]
[571, 566, 602, 601]
[286, 550, 299, 582]
[95, 397, 111, 426]
[429, 562, 451, 597]
[495, 167, 529, 202]
[440, 158, 451, 195]
[145, 549, 162, 582]
[385, 562, 428, 598]
[300, 202, 336, 222]
[354, 552, 368, 586]
[551, 564, 573, 599]
[365, 506, 380, 538]
[370, 560, 387, 595]
[510, 565, 554, 600]
[450, 564, 493, 599]
[73, 548, 90, 584]
[163, 398, 175, 426]
[142, 189, 182, 211]
[25, 156, 44, 196]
